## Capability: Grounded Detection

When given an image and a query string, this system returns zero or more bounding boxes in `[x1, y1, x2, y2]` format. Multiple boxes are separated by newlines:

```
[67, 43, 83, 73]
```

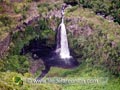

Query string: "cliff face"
[0, 1, 40, 58]
[0, 0, 62, 59]
[43, 5, 93, 37]
[0, 33, 11, 58]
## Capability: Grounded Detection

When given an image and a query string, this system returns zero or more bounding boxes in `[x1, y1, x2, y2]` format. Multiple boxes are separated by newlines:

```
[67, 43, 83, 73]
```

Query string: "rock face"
[66, 17, 93, 37]
[0, 2, 93, 59]
[0, 33, 11, 58]
[30, 59, 44, 74]
[45, 7, 93, 37]
[23, 2, 39, 25]
[0, 2, 40, 59]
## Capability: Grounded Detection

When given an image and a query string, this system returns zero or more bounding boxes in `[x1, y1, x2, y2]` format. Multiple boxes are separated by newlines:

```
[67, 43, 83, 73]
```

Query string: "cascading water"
[56, 6, 71, 59]
[20, 5, 79, 80]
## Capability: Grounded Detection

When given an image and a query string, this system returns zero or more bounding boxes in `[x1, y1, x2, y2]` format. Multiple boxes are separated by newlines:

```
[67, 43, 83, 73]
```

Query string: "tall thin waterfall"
[56, 6, 71, 59]
[60, 18, 71, 58]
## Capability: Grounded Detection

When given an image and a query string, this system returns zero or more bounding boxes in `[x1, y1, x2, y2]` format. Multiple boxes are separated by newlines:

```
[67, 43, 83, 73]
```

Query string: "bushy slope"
[65, 6, 120, 76]
[64, 0, 120, 23]
[0, 1, 120, 90]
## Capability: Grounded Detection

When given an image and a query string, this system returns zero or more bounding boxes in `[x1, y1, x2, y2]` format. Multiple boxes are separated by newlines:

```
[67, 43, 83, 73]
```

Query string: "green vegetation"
[0, 5, 4, 12]
[0, 18, 55, 73]
[0, 63, 120, 90]
[66, 7, 120, 77]
[2, 55, 29, 74]
[64, 0, 78, 5]
[13, 2, 29, 14]
[64, 0, 120, 23]
[37, 2, 61, 16]
[0, 14, 14, 40]
[0, 14, 12, 26]
[0, 0, 33, 40]
[0, 72, 62, 90]
[0, 1, 120, 90]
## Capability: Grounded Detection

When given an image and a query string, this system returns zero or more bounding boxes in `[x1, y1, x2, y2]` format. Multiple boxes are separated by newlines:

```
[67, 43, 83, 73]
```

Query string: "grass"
[45, 61, 120, 90]
[0, 62, 120, 90]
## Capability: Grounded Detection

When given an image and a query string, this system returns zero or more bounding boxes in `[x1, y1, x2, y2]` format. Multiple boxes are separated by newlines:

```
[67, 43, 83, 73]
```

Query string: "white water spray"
[60, 18, 71, 58]
[56, 5, 71, 59]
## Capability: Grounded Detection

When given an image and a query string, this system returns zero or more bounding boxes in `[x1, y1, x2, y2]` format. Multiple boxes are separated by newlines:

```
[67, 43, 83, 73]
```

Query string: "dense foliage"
[0, 1, 120, 90]
[69, 29, 120, 77]
[64, 0, 120, 23]
[0, 18, 55, 74]
[0, 14, 12, 26]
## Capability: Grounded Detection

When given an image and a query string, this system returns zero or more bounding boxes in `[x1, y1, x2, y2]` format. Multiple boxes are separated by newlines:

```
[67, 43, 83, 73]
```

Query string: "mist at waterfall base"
[54, 17, 79, 67]
[20, 17, 79, 79]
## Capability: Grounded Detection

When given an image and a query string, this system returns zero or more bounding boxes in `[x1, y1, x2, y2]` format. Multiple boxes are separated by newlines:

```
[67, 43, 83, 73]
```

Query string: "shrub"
[2, 18, 55, 74]
[38, 18, 50, 30]
[4, 55, 29, 74]
[64, 0, 79, 6]
[66, 0, 120, 24]
[0, 6, 4, 12]
[68, 27, 120, 77]
[0, 15, 11, 26]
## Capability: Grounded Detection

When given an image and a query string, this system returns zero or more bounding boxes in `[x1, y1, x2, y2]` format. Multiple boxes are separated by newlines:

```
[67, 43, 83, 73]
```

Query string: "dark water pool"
[20, 37, 79, 80]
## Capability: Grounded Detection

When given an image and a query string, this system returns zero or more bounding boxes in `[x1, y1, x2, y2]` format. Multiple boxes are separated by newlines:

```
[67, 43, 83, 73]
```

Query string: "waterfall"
[56, 7, 71, 59]
[60, 18, 71, 59]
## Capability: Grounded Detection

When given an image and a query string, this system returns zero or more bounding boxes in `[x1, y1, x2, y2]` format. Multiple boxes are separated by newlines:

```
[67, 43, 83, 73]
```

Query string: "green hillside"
[0, 0, 120, 90]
